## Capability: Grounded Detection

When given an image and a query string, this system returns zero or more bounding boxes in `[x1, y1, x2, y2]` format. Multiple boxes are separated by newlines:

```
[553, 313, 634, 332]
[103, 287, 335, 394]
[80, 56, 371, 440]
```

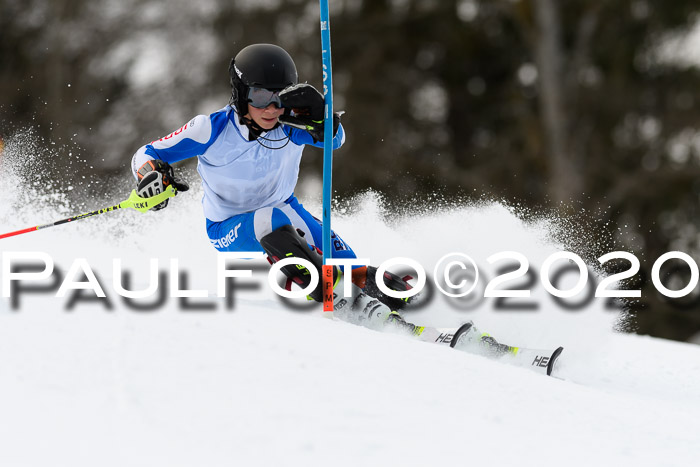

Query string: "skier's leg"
[207, 202, 420, 331]
[206, 205, 332, 299]
[282, 196, 418, 309]
[360, 266, 420, 311]
[259, 223, 337, 302]
[255, 218, 422, 334]
[207, 205, 318, 253]
[280, 196, 355, 259]
[206, 211, 263, 253]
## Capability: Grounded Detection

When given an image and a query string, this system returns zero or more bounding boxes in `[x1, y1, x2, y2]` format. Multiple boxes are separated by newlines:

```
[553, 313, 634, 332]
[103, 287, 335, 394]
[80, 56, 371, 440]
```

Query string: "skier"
[130, 43, 417, 331]
[129, 43, 563, 373]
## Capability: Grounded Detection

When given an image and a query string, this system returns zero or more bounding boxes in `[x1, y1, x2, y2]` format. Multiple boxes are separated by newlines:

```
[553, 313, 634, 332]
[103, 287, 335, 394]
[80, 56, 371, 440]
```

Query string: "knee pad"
[260, 224, 338, 302]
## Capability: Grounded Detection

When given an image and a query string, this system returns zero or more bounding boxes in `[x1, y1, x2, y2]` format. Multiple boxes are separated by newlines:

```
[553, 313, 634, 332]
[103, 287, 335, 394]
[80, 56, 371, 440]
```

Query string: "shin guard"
[260, 224, 338, 302]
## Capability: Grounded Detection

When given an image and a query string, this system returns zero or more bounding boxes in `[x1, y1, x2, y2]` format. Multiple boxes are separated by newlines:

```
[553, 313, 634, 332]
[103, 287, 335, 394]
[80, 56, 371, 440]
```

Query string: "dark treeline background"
[3, 0, 700, 342]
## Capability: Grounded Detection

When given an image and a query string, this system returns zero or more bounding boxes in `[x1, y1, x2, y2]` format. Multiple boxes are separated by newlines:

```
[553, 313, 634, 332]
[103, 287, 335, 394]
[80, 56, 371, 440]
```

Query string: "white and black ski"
[414, 322, 564, 377]
[328, 278, 564, 376]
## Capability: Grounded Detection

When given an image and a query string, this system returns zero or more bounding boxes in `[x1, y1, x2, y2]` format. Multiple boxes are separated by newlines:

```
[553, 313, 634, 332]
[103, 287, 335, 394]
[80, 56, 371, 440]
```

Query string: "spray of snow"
[1, 130, 697, 467]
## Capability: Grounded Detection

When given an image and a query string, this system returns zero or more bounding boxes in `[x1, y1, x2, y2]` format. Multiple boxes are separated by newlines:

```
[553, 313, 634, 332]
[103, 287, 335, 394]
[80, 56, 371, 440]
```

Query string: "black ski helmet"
[229, 44, 298, 116]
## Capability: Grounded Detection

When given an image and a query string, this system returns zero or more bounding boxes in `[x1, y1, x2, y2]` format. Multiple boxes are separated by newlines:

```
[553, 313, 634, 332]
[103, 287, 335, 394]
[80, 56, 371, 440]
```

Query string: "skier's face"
[246, 103, 284, 130]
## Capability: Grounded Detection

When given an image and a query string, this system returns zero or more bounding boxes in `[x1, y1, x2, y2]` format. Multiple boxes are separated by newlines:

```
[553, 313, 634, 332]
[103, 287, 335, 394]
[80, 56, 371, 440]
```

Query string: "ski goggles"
[247, 87, 283, 109]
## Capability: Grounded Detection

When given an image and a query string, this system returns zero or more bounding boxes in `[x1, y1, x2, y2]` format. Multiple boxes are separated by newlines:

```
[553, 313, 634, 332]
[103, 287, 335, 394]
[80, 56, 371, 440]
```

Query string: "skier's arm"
[130, 112, 228, 180]
[283, 122, 345, 149]
[130, 111, 229, 210]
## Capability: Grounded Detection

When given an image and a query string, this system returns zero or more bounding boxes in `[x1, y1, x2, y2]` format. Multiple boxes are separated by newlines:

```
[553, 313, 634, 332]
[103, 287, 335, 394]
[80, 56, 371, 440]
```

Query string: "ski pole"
[0, 185, 177, 240]
[319, 0, 335, 313]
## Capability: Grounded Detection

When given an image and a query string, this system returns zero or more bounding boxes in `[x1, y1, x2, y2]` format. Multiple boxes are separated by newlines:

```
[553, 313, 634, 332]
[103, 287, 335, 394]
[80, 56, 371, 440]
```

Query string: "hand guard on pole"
[278, 83, 341, 142]
[136, 160, 189, 211]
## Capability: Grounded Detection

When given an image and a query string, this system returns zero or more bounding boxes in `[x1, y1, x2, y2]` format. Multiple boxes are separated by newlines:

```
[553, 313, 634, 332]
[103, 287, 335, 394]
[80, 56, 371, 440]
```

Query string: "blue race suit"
[131, 105, 355, 259]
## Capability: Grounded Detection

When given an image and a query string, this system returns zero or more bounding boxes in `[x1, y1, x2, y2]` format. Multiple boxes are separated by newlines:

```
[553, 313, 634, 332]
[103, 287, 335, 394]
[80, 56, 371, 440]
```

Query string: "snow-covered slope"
[1, 166, 699, 466]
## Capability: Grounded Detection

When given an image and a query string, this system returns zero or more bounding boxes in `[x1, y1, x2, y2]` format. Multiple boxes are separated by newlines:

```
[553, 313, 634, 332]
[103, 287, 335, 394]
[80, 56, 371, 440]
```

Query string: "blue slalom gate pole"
[319, 0, 335, 311]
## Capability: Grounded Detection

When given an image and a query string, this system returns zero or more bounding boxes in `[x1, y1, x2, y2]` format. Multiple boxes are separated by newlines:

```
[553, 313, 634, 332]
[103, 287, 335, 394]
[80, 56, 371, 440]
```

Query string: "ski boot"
[333, 273, 424, 337]
[449, 321, 518, 357]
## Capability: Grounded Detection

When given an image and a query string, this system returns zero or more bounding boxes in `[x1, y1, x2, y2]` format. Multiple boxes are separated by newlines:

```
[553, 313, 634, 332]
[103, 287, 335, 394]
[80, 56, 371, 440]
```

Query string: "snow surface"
[1, 162, 699, 466]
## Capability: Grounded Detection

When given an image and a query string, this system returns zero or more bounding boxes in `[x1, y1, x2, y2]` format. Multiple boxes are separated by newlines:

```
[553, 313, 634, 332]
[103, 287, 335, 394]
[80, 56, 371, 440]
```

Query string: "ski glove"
[278, 83, 341, 143]
[136, 160, 189, 211]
